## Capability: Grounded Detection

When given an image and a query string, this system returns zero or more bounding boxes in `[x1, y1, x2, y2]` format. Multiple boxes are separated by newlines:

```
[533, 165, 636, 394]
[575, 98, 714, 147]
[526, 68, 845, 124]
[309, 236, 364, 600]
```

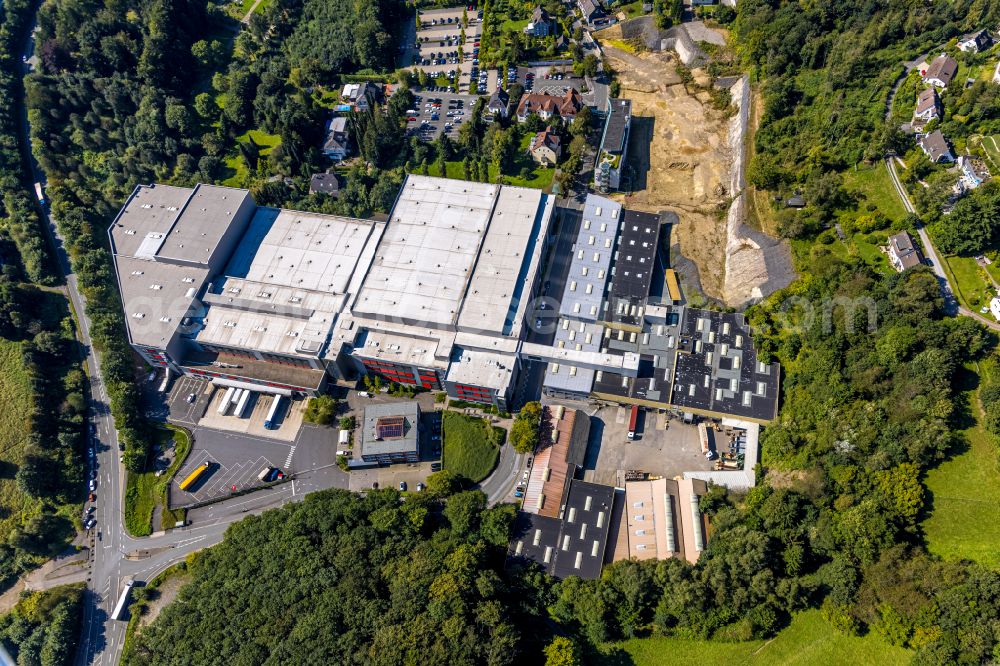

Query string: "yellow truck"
[179, 461, 210, 491]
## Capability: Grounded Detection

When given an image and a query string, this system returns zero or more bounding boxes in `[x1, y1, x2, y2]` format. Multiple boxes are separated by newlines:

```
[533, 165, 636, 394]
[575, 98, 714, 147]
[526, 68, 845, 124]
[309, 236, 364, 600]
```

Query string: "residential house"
[958, 155, 991, 190]
[486, 88, 510, 119]
[322, 116, 351, 161]
[958, 29, 993, 53]
[887, 231, 924, 272]
[525, 6, 556, 36]
[912, 87, 942, 129]
[990, 296, 1000, 322]
[577, 0, 602, 25]
[530, 127, 562, 165]
[309, 172, 342, 197]
[922, 54, 958, 88]
[342, 81, 384, 111]
[516, 88, 583, 123]
[919, 130, 954, 163]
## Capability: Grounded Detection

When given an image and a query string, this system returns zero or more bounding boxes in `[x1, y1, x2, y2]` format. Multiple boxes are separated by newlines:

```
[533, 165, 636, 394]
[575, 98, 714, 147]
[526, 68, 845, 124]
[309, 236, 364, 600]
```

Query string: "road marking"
[284, 445, 296, 468]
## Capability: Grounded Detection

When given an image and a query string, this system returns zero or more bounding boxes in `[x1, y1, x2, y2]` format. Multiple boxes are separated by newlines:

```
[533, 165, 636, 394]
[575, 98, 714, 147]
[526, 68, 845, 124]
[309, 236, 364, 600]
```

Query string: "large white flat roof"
[446, 346, 517, 390]
[228, 207, 377, 294]
[110, 184, 192, 258]
[115, 255, 208, 348]
[353, 176, 499, 327]
[459, 186, 551, 336]
[352, 327, 449, 370]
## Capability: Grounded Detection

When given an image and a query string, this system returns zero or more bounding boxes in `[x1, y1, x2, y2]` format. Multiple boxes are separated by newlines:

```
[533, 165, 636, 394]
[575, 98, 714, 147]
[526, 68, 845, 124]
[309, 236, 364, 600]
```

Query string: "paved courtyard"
[581, 405, 716, 486]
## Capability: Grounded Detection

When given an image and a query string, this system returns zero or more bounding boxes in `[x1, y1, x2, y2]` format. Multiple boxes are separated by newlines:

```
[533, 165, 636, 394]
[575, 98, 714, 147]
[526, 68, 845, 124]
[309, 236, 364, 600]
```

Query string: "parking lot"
[407, 90, 481, 140]
[404, 5, 496, 95]
[169, 419, 343, 507]
[514, 64, 585, 97]
[580, 406, 716, 486]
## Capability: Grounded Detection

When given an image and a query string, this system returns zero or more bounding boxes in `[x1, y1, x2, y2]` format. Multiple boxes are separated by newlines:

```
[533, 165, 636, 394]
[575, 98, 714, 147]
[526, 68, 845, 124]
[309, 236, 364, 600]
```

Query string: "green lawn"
[842, 162, 908, 222]
[0, 339, 41, 540]
[942, 255, 994, 312]
[851, 232, 893, 274]
[501, 17, 529, 33]
[978, 135, 1000, 173]
[442, 411, 503, 483]
[442, 133, 555, 190]
[922, 377, 1000, 568]
[614, 0, 647, 18]
[221, 129, 282, 187]
[609, 609, 912, 666]
[123, 426, 192, 537]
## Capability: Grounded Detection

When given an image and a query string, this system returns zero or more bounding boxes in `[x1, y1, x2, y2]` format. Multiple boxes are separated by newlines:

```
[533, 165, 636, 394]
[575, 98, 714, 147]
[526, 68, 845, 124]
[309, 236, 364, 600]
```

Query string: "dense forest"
[739, 0, 1000, 238]
[0, 584, 82, 666]
[0, 0, 56, 283]
[126, 488, 534, 664]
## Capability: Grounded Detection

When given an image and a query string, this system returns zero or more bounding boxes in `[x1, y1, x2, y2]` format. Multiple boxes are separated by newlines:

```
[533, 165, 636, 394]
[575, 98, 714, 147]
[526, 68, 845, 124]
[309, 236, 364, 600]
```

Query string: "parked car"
[416, 482, 425, 492]
[84, 517, 96, 530]
[399, 481, 407, 492]
[431, 462, 442, 471]
[187, 392, 196, 403]
[514, 489, 524, 498]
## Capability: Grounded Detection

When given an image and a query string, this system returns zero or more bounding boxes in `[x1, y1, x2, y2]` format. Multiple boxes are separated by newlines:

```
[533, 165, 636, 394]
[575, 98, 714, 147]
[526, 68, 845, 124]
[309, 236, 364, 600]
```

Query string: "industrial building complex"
[111, 176, 778, 422]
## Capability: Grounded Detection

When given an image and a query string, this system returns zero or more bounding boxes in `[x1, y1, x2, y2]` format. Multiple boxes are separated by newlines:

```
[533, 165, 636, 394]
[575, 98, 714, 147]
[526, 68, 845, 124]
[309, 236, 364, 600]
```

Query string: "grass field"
[978, 135, 1000, 173]
[222, 129, 282, 187]
[608, 609, 912, 666]
[123, 426, 192, 537]
[922, 377, 1000, 568]
[0, 339, 40, 540]
[842, 163, 909, 222]
[443, 133, 555, 190]
[942, 255, 994, 312]
[442, 411, 503, 483]
[500, 17, 529, 33]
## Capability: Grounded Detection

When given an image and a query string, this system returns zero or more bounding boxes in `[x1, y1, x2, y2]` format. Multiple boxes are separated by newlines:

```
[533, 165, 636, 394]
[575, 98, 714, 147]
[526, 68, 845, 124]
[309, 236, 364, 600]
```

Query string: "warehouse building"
[540, 194, 780, 423]
[111, 176, 555, 405]
[111, 181, 778, 422]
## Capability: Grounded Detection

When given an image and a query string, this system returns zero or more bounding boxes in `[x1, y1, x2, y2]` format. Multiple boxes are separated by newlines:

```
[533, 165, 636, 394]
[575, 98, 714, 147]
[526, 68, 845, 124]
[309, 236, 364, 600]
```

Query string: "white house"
[990, 296, 1000, 322]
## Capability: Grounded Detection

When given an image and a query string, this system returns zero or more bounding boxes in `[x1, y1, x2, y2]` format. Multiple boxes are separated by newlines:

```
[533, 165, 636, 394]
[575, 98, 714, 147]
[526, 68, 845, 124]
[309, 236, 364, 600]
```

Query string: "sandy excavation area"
[600, 43, 734, 301]
[597, 36, 792, 305]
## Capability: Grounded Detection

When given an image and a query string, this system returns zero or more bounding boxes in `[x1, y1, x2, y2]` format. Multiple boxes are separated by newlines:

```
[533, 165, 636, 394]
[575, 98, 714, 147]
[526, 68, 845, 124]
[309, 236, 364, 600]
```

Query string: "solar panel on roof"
[375, 416, 405, 439]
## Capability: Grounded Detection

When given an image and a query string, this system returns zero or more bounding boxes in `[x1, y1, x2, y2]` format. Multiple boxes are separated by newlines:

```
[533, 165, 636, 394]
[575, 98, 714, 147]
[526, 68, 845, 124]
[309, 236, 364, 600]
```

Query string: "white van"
[358, 391, 371, 398]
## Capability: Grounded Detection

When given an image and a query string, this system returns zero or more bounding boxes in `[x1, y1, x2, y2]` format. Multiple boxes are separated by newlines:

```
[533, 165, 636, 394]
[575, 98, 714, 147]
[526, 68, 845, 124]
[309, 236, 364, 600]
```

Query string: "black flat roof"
[669, 310, 780, 421]
[607, 210, 661, 325]
[508, 512, 562, 571]
[601, 98, 631, 155]
[591, 307, 780, 422]
[507, 480, 616, 580]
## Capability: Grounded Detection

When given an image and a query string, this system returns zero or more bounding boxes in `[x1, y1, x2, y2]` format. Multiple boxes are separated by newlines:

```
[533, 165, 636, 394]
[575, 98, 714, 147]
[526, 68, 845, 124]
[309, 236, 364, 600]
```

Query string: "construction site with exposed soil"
[595, 20, 795, 307]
